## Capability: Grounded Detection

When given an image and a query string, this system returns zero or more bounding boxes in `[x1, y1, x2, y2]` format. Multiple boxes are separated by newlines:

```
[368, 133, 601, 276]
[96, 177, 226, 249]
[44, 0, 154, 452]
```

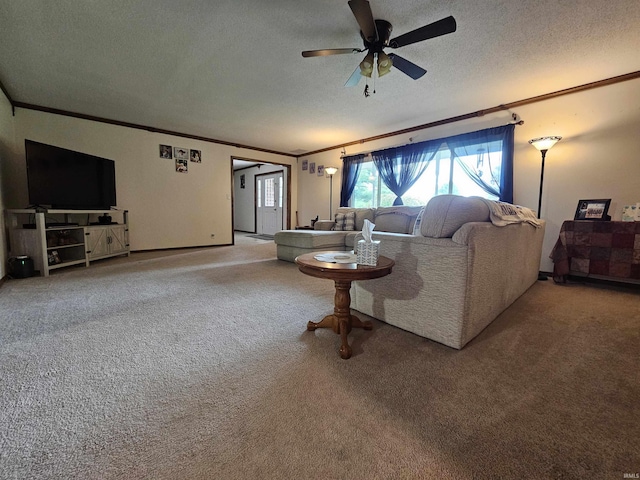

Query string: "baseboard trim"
[566, 274, 640, 291]
[131, 244, 233, 254]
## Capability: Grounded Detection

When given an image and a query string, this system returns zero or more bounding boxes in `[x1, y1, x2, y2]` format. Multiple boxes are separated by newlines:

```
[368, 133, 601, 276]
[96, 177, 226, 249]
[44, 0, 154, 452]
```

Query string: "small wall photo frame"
[174, 147, 188, 160]
[240, 174, 245, 189]
[574, 199, 611, 221]
[302, 159, 308, 171]
[309, 162, 316, 174]
[317, 165, 325, 176]
[176, 158, 188, 173]
[190, 149, 201, 163]
[159, 144, 172, 159]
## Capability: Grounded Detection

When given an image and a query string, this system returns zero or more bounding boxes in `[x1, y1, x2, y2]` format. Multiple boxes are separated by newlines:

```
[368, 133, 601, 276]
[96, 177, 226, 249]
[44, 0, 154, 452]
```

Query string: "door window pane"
[257, 180, 262, 208]
[264, 178, 275, 207]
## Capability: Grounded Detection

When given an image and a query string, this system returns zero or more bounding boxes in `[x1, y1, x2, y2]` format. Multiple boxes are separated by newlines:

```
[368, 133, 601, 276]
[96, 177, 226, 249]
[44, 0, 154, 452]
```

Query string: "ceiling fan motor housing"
[361, 19, 393, 53]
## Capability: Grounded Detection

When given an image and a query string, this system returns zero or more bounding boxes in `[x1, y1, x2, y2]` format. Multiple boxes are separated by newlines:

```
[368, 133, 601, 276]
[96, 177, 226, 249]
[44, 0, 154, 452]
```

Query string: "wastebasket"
[8, 256, 35, 278]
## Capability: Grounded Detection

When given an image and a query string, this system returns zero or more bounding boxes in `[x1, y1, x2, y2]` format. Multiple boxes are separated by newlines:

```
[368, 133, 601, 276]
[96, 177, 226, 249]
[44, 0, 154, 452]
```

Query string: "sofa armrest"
[451, 222, 490, 245]
[451, 220, 545, 245]
[314, 220, 335, 230]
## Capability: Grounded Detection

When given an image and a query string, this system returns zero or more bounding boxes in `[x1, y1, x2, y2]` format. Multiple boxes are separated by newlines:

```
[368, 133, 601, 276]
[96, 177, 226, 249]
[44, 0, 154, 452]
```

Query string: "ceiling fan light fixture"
[377, 51, 393, 77]
[359, 52, 374, 77]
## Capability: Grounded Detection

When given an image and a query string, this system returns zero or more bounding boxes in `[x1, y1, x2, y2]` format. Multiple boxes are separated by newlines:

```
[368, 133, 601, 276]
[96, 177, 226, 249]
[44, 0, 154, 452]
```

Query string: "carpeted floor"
[1, 241, 638, 479]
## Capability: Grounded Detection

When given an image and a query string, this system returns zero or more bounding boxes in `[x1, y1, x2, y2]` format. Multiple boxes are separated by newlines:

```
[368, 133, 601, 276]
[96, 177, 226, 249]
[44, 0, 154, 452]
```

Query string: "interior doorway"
[231, 157, 291, 244]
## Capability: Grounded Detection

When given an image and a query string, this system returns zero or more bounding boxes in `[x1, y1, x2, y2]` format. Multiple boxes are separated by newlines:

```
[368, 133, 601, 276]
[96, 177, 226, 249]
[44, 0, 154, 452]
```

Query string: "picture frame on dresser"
[574, 199, 611, 220]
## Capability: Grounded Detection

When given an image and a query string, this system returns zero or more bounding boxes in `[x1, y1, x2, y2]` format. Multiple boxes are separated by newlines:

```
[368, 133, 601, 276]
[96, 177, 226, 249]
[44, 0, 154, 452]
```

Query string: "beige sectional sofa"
[275, 195, 545, 349]
[274, 205, 423, 262]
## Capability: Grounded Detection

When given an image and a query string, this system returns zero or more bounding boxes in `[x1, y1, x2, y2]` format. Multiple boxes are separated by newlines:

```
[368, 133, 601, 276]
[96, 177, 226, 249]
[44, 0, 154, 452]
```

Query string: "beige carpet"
[1, 241, 638, 479]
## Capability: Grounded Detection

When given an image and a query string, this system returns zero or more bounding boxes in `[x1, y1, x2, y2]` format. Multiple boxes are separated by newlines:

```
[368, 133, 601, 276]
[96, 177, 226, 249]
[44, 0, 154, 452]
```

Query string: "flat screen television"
[25, 140, 117, 210]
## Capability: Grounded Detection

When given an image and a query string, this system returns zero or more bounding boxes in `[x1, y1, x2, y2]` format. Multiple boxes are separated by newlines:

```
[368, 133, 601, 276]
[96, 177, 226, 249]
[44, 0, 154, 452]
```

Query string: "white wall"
[296, 159, 344, 225]
[298, 78, 640, 273]
[233, 163, 288, 232]
[0, 89, 16, 279]
[3, 108, 297, 251]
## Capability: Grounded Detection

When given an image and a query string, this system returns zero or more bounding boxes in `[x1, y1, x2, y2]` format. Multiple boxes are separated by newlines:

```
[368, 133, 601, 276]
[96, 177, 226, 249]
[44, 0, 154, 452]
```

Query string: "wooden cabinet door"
[108, 226, 128, 255]
[86, 227, 109, 259]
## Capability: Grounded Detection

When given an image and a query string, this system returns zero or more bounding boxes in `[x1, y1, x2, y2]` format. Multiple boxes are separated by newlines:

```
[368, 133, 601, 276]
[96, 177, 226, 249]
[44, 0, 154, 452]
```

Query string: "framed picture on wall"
[309, 162, 316, 174]
[317, 165, 324, 176]
[159, 144, 172, 159]
[240, 174, 245, 189]
[302, 159, 308, 171]
[190, 149, 201, 163]
[174, 147, 188, 160]
[574, 199, 611, 220]
[176, 158, 188, 173]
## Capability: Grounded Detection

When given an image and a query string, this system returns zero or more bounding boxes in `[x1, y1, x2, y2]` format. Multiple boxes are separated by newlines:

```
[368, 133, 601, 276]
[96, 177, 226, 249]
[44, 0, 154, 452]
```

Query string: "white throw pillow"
[332, 211, 356, 231]
[344, 211, 356, 231]
[333, 213, 346, 231]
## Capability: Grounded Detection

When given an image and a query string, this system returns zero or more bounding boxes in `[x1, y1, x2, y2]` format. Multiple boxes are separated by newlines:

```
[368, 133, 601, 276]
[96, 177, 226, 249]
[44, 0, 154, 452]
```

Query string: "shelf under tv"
[6, 208, 130, 277]
[23, 222, 80, 229]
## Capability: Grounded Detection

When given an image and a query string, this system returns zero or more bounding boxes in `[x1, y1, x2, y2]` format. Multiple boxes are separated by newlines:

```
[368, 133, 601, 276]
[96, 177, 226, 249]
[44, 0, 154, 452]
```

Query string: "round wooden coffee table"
[295, 252, 394, 359]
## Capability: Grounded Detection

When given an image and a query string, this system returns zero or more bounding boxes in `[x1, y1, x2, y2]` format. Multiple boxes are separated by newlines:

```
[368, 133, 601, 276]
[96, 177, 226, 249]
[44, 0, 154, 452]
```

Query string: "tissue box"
[356, 239, 380, 266]
[621, 203, 639, 222]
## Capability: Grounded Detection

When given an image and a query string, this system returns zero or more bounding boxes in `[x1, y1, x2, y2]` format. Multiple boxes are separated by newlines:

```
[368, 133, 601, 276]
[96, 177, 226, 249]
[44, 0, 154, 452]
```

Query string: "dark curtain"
[339, 154, 365, 207]
[445, 124, 515, 203]
[370, 139, 442, 205]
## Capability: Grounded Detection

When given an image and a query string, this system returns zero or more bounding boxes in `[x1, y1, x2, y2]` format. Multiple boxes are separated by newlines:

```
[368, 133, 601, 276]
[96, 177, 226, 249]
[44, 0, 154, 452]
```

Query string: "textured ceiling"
[1, 0, 640, 156]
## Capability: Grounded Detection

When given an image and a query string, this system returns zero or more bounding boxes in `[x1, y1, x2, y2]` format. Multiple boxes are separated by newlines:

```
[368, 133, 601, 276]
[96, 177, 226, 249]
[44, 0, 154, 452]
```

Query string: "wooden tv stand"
[6, 208, 130, 277]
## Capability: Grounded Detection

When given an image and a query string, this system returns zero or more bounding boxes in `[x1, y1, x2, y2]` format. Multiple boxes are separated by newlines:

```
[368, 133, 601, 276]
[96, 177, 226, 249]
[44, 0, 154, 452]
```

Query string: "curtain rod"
[339, 119, 521, 158]
[306, 70, 640, 158]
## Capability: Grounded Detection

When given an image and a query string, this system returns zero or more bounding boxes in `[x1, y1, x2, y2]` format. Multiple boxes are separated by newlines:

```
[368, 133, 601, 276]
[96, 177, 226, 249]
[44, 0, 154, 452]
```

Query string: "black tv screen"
[25, 140, 117, 209]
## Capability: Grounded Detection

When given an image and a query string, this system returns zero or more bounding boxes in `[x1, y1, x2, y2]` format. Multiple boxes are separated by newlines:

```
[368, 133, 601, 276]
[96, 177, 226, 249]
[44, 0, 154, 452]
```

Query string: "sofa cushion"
[273, 230, 347, 249]
[332, 211, 356, 231]
[335, 207, 375, 231]
[374, 206, 424, 234]
[421, 195, 491, 238]
[344, 231, 360, 248]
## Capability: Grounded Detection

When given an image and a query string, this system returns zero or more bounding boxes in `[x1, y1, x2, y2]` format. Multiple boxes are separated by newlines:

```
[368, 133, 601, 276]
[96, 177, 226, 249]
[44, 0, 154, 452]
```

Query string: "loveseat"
[275, 195, 545, 349]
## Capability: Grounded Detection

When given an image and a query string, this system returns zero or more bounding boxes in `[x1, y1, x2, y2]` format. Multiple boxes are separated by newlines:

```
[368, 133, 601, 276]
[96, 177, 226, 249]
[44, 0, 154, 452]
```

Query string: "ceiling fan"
[302, 0, 457, 88]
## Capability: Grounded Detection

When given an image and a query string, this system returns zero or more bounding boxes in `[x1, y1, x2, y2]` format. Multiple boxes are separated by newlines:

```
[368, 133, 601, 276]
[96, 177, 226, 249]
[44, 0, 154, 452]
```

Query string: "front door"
[257, 172, 283, 235]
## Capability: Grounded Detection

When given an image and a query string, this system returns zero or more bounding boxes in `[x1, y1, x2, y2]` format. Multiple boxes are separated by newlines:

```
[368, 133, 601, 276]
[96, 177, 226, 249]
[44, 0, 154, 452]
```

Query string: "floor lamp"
[325, 167, 338, 219]
[528, 135, 562, 280]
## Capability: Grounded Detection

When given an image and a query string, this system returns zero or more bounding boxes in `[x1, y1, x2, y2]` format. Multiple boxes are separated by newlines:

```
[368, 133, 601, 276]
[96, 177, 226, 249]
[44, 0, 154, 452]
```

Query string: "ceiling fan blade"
[388, 53, 427, 80]
[344, 66, 362, 87]
[302, 48, 361, 58]
[389, 16, 457, 49]
[348, 0, 377, 42]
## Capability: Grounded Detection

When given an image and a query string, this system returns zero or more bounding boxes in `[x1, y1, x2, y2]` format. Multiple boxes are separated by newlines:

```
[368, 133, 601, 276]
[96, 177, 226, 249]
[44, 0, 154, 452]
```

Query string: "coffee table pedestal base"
[306, 280, 372, 359]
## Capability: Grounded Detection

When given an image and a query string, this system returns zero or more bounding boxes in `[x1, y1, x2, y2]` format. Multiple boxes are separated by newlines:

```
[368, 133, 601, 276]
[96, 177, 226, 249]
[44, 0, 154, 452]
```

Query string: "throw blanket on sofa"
[479, 199, 542, 228]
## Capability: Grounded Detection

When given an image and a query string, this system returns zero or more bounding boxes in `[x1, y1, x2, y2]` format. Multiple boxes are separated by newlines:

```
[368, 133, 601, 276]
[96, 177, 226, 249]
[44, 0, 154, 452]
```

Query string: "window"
[264, 177, 275, 207]
[348, 125, 512, 208]
[351, 148, 501, 208]
[257, 179, 261, 208]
